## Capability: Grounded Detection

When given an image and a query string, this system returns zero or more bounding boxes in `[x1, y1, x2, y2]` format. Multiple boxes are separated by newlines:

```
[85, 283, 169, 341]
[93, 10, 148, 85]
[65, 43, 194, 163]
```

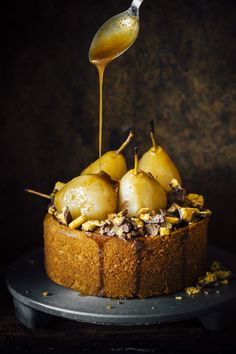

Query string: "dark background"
[1, 0, 236, 265]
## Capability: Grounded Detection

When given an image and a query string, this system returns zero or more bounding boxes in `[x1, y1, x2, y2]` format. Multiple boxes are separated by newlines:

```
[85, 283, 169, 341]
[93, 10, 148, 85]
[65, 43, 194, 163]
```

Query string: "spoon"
[89, 0, 145, 64]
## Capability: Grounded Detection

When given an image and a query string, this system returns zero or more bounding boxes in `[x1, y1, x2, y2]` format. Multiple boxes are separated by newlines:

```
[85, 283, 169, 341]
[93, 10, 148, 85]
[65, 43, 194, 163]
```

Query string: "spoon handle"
[130, 0, 144, 15]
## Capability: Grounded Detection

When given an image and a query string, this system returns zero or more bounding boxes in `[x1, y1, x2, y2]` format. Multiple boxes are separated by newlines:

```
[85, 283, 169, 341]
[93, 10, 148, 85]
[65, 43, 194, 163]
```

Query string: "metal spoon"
[89, 0, 145, 64]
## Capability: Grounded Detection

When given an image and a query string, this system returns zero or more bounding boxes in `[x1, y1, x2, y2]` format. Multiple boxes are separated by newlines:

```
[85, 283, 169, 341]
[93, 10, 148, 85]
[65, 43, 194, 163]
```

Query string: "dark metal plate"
[6, 246, 236, 329]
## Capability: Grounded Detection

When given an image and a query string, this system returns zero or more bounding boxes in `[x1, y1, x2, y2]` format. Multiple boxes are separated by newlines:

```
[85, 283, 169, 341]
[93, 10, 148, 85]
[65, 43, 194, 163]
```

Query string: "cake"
[43, 182, 211, 299]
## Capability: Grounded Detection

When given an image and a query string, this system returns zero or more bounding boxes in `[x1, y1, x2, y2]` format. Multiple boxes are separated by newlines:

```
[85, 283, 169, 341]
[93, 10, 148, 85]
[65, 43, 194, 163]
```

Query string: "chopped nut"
[81, 220, 104, 232]
[198, 272, 217, 285]
[186, 193, 204, 208]
[167, 188, 186, 205]
[139, 213, 153, 222]
[48, 205, 57, 215]
[55, 206, 72, 225]
[214, 270, 231, 281]
[147, 211, 165, 224]
[178, 207, 197, 223]
[106, 304, 114, 310]
[185, 286, 201, 296]
[167, 203, 181, 214]
[196, 209, 212, 218]
[113, 216, 125, 226]
[145, 224, 160, 236]
[161, 222, 173, 230]
[170, 178, 181, 190]
[131, 218, 144, 229]
[69, 215, 87, 229]
[159, 226, 170, 236]
[164, 215, 180, 225]
[120, 222, 131, 233]
[42, 291, 49, 297]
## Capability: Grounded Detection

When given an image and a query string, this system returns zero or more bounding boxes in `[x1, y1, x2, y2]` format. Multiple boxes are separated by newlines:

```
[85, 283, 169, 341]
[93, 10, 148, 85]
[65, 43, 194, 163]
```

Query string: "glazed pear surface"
[119, 169, 167, 217]
[80, 131, 133, 181]
[81, 152, 127, 182]
[54, 174, 117, 220]
[138, 146, 182, 192]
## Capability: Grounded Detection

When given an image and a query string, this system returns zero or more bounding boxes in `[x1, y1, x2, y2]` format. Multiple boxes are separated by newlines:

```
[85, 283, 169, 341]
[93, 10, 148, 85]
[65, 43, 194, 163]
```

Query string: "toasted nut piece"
[161, 222, 172, 230]
[170, 178, 181, 190]
[139, 213, 153, 222]
[69, 215, 87, 229]
[186, 193, 204, 208]
[56, 206, 71, 225]
[131, 218, 144, 229]
[178, 207, 197, 222]
[159, 226, 170, 236]
[167, 203, 180, 214]
[196, 209, 212, 218]
[81, 220, 104, 232]
[214, 270, 231, 281]
[145, 224, 160, 236]
[113, 216, 125, 226]
[185, 286, 201, 296]
[110, 225, 124, 238]
[199, 272, 217, 284]
[48, 205, 57, 215]
[164, 215, 180, 225]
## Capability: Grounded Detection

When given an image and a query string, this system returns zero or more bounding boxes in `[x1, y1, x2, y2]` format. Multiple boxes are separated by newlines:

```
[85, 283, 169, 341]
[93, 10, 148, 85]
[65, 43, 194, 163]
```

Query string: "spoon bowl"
[89, 0, 144, 64]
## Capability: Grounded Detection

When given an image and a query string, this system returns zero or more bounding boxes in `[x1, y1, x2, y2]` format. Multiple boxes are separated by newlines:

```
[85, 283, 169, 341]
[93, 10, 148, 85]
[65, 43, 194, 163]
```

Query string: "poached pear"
[138, 120, 182, 191]
[80, 131, 133, 181]
[54, 173, 117, 220]
[119, 147, 167, 217]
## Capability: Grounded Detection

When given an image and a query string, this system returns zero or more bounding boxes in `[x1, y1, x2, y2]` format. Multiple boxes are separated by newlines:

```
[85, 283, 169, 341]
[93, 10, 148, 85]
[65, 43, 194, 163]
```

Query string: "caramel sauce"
[89, 14, 139, 170]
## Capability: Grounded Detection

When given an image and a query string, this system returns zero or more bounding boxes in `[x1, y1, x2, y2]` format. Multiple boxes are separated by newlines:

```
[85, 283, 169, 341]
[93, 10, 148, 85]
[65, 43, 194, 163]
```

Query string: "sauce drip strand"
[89, 13, 139, 171]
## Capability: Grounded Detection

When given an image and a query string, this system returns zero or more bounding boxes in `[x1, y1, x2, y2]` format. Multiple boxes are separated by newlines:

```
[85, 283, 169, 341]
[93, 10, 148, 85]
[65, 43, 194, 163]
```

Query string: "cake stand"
[6, 245, 236, 331]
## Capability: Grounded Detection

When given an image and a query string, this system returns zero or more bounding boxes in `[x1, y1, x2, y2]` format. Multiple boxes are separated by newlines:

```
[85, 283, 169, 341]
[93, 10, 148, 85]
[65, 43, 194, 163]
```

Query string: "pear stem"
[134, 146, 139, 175]
[25, 188, 52, 200]
[116, 130, 134, 154]
[149, 119, 157, 151]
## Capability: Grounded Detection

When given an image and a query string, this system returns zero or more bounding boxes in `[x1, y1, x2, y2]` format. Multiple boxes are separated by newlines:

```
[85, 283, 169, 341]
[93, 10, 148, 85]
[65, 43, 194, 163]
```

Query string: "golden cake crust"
[44, 214, 208, 298]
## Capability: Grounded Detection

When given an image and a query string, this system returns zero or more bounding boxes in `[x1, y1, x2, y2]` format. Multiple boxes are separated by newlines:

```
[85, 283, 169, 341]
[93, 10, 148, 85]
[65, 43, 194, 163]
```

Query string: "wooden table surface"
[1, 266, 236, 354]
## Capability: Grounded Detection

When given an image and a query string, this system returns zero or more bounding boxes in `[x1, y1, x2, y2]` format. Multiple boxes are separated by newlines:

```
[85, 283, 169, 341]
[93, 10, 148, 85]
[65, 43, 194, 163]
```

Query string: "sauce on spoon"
[89, 12, 139, 170]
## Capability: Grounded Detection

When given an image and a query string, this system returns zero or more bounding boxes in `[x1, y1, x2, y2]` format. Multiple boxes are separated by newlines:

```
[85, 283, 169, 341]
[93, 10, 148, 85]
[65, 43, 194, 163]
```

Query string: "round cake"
[44, 212, 209, 299]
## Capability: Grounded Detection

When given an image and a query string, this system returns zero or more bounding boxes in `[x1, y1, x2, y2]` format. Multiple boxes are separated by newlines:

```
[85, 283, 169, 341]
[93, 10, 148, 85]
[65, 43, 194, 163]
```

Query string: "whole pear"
[138, 120, 182, 191]
[80, 131, 133, 181]
[54, 173, 117, 220]
[119, 147, 167, 217]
